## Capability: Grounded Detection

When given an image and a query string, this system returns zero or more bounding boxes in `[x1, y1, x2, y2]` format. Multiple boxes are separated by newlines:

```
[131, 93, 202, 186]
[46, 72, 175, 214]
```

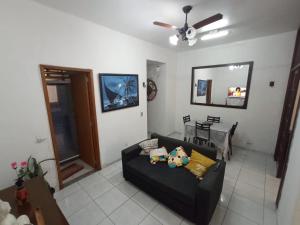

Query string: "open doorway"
[146, 60, 167, 137]
[40, 65, 101, 189]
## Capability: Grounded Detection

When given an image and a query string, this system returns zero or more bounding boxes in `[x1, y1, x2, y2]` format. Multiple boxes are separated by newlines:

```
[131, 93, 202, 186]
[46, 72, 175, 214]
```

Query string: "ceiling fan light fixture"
[200, 30, 229, 41]
[188, 38, 197, 46]
[186, 27, 197, 39]
[169, 34, 179, 45]
[199, 19, 229, 33]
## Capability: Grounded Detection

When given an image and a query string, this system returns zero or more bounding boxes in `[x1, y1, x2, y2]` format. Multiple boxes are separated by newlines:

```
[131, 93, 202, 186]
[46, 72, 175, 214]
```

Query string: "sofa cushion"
[168, 146, 190, 168]
[150, 147, 168, 164]
[139, 138, 158, 155]
[185, 150, 216, 178]
[151, 133, 217, 160]
[126, 156, 199, 206]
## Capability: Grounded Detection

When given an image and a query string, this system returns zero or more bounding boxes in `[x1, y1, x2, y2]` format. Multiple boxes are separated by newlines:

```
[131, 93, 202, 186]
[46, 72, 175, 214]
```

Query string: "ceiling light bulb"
[188, 38, 197, 46]
[199, 19, 229, 33]
[200, 30, 229, 41]
[186, 27, 197, 39]
[169, 34, 179, 46]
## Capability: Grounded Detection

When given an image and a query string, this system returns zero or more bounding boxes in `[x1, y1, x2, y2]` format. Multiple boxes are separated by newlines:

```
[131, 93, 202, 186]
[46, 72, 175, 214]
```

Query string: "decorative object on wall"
[191, 61, 253, 109]
[99, 74, 139, 112]
[147, 79, 158, 101]
[197, 80, 207, 96]
[10, 157, 56, 198]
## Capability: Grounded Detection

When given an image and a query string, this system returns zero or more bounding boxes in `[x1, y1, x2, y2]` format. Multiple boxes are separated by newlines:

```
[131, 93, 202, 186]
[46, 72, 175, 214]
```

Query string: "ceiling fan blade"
[192, 13, 223, 30]
[153, 21, 177, 29]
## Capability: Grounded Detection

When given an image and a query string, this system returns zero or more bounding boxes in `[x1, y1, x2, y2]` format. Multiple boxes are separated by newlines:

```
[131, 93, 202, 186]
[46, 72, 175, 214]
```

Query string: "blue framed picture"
[197, 80, 207, 96]
[99, 73, 139, 112]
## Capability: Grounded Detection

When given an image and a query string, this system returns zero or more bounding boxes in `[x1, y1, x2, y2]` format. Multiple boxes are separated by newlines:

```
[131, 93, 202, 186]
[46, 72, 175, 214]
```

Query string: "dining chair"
[183, 115, 191, 123]
[183, 115, 191, 142]
[207, 115, 221, 123]
[193, 122, 212, 146]
[229, 122, 238, 156]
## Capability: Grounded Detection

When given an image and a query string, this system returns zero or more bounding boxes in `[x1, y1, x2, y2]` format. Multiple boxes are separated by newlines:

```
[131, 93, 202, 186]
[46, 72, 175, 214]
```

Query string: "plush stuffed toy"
[0, 199, 31, 225]
[168, 146, 190, 168]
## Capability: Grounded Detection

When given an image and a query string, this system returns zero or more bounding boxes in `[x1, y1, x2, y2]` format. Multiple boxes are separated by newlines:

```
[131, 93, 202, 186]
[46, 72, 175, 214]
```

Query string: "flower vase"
[15, 179, 28, 205]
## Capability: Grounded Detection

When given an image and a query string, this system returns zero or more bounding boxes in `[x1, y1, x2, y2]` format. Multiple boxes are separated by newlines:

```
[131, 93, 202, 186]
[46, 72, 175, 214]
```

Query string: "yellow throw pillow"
[185, 150, 216, 178]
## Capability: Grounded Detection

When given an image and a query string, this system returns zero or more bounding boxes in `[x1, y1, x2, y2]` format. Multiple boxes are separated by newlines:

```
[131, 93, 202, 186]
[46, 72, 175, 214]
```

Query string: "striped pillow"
[139, 138, 158, 155]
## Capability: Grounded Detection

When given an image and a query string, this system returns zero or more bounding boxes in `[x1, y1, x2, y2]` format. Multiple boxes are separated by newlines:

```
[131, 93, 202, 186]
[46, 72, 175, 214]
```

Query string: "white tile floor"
[54, 148, 280, 225]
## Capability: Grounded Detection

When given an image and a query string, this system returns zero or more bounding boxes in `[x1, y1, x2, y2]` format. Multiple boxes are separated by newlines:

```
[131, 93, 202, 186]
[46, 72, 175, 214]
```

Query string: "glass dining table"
[184, 120, 232, 159]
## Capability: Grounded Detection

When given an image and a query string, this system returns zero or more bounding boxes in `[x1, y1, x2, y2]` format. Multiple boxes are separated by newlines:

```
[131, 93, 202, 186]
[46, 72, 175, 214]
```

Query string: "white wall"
[0, 0, 176, 189]
[278, 114, 300, 225]
[175, 32, 296, 153]
[147, 62, 168, 135]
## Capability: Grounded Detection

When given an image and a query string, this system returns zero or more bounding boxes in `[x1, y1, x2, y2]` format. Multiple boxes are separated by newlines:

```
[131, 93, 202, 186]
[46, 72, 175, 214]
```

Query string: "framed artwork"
[197, 80, 208, 96]
[99, 73, 139, 112]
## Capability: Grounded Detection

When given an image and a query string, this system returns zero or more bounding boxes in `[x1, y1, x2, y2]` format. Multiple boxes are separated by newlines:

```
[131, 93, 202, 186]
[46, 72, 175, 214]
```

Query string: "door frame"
[40, 64, 101, 189]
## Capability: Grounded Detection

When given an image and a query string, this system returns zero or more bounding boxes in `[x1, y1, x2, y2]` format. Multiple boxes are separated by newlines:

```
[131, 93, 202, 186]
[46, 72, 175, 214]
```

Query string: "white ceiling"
[33, 0, 300, 51]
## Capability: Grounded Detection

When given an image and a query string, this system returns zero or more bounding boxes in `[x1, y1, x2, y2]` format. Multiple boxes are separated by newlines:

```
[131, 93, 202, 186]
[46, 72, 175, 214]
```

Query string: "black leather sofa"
[122, 133, 226, 225]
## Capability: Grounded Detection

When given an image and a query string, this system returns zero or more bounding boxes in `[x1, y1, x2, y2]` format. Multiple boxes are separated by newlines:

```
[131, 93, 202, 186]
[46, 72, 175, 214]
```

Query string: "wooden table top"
[0, 177, 69, 225]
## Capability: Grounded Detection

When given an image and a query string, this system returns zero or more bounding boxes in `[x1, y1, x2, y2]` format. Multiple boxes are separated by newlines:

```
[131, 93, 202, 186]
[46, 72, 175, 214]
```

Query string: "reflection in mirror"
[191, 62, 253, 109]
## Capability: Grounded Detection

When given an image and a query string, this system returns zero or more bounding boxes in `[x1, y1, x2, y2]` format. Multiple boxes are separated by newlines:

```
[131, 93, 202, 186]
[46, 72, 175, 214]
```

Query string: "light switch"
[36, 137, 47, 144]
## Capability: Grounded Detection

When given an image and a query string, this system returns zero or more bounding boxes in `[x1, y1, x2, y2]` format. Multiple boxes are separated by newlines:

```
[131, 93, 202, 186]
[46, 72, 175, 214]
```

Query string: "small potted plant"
[11, 157, 55, 199]
[25, 156, 56, 195]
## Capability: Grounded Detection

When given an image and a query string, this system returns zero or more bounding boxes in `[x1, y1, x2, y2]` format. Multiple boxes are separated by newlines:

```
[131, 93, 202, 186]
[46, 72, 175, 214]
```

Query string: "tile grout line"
[80, 165, 125, 224]
[222, 152, 266, 225]
[220, 153, 245, 225]
[137, 203, 162, 225]
[59, 165, 122, 224]
[96, 166, 154, 224]
[56, 162, 161, 224]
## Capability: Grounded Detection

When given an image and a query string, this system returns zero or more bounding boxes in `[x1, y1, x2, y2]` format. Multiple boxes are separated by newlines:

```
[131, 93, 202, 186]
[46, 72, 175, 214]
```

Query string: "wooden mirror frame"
[190, 61, 254, 109]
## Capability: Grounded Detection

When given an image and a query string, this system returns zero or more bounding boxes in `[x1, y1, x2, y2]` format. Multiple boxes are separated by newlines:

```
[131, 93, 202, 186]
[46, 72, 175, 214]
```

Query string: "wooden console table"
[0, 177, 68, 225]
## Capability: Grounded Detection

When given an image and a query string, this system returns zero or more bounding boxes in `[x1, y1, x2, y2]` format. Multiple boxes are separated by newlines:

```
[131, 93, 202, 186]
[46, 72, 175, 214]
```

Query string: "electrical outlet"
[140, 111, 143, 117]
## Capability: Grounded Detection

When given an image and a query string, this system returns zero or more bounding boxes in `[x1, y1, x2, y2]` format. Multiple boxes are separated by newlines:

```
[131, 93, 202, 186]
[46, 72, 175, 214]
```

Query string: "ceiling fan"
[153, 5, 223, 46]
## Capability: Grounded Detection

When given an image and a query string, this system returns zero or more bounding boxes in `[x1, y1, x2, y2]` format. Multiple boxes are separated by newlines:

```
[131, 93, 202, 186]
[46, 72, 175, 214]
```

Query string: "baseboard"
[166, 131, 181, 136]
[233, 145, 273, 156]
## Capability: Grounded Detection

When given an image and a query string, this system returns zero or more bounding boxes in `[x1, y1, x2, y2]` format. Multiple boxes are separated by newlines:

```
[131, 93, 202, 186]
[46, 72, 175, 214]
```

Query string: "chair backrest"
[230, 122, 238, 136]
[207, 115, 221, 123]
[183, 115, 191, 124]
[195, 121, 211, 140]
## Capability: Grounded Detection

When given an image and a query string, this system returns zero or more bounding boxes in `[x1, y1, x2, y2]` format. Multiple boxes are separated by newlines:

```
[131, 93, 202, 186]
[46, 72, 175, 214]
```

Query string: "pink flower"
[11, 162, 17, 169]
[20, 161, 28, 168]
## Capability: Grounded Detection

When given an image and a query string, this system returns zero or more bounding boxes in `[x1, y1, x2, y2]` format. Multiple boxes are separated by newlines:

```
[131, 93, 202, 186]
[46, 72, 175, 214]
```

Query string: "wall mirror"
[191, 61, 253, 109]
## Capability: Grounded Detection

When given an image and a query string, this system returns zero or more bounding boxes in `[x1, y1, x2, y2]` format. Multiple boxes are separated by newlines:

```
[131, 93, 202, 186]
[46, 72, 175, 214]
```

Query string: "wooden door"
[274, 29, 300, 178]
[206, 80, 212, 104]
[71, 74, 96, 167]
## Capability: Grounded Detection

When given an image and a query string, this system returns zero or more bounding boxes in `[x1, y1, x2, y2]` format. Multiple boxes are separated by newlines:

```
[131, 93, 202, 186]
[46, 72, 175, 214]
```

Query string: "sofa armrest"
[121, 143, 141, 163]
[195, 160, 226, 225]
[121, 143, 142, 179]
[196, 146, 217, 160]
